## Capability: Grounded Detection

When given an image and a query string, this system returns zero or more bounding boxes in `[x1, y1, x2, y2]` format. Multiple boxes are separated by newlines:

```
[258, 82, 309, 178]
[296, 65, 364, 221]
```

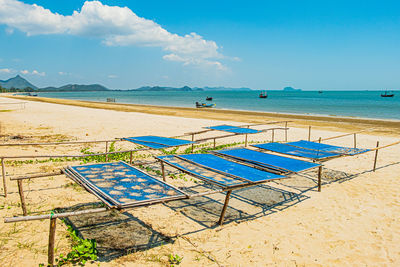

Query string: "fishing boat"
[196, 102, 215, 108]
[381, 91, 394, 97]
[318, 90, 323, 94]
[259, 91, 268, 98]
[206, 96, 213, 101]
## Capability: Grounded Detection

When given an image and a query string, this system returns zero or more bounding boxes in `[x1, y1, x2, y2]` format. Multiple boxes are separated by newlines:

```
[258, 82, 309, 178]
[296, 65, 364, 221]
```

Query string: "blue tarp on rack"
[287, 140, 370, 155]
[123, 135, 193, 149]
[68, 161, 186, 207]
[213, 148, 320, 173]
[158, 155, 246, 187]
[206, 125, 261, 134]
[252, 142, 340, 160]
[178, 154, 284, 183]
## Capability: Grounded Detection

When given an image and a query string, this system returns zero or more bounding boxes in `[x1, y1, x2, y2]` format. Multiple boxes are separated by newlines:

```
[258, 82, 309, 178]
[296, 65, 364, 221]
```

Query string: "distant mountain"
[0, 75, 254, 92]
[40, 84, 109, 92]
[132, 86, 253, 91]
[197, 86, 253, 91]
[0, 75, 38, 90]
[133, 86, 195, 91]
[283, 86, 302, 92]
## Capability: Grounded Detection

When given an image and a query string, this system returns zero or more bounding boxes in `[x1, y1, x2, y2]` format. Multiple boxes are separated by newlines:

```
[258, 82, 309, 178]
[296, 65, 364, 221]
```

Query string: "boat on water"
[259, 91, 268, 98]
[196, 102, 216, 108]
[381, 91, 394, 97]
[318, 90, 323, 94]
[206, 96, 213, 101]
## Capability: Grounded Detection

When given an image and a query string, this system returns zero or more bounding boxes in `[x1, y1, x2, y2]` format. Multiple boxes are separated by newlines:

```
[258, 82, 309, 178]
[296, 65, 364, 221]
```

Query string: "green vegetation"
[168, 253, 183, 266]
[56, 223, 97, 266]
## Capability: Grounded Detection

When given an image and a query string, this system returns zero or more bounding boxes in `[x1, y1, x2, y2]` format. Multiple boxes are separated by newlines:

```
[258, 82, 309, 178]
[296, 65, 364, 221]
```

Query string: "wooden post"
[271, 129, 275, 143]
[353, 133, 357, 148]
[1, 158, 6, 198]
[308, 126, 311, 141]
[105, 141, 109, 162]
[318, 137, 322, 143]
[284, 121, 288, 142]
[161, 162, 166, 182]
[17, 180, 27, 216]
[213, 138, 216, 148]
[373, 141, 379, 172]
[129, 151, 133, 164]
[48, 218, 57, 266]
[244, 134, 248, 147]
[218, 190, 232, 225]
[317, 166, 322, 192]
[191, 134, 195, 152]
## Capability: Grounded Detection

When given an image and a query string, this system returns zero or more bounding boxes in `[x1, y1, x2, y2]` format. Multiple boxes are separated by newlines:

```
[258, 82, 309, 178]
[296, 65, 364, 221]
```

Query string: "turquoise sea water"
[37, 90, 400, 120]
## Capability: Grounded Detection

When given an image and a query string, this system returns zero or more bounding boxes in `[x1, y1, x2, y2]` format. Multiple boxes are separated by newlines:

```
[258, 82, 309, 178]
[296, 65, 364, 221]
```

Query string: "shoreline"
[5, 94, 400, 135]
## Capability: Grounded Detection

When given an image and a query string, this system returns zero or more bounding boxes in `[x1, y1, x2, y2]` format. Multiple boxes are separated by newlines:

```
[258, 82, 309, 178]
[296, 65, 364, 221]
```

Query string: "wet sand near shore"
[5, 94, 400, 136]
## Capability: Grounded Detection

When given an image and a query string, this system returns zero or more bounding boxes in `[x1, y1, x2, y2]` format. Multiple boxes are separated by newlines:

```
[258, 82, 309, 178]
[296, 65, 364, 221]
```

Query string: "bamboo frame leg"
[48, 218, 57, 266]
[245, 134, 248, 147]
[17, 180, 27, 216]
[129, 151, 133, 164]
[105, 141, 109, 162]
[317, 166, 322, 192]
[373, 141, 379, 172]
[354, 133, 357, 148]
[272, 129, 275, 143]
[318, 137, 322, 143]
[1, 158, 6, 198]
[191, 134, 195, 152]
[218, 190, 232, 225]
[161, 162, 166, 182]
[308, 126, 311, 141]
[213, 138, 216, 148]
[284, 122, 288, 142]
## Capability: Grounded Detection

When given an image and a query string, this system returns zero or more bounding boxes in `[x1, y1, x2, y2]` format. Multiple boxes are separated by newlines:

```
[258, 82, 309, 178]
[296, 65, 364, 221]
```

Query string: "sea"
[37, 90, 400, 120]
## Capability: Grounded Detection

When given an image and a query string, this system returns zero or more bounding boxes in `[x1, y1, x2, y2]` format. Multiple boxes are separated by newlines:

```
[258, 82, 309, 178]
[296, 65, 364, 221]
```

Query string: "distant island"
[0, 75, 254, 92]
[283, 86, 302, 92]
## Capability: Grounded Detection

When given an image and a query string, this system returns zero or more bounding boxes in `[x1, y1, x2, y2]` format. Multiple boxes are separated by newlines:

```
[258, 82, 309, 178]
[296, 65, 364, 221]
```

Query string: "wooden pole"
[317, 166, 322, 192]
[318, 137, 322, 143]
[373, 141, 379, 172]
[353, 133, 357, 148]
[191, 134, 195, 152]
[17, 180, 27, 216]
[48, 218, 57, 266]
[245, 134, 248, 147]
[271, 129, 275, 143]
[105, 141, 109, 162]
[284, 121, 288, 142]
[308, 126, 311, 141]
[213, 138, 216, 148]
[161, 162, 166, 182]
[129, 151, 133, 164]
[218, 190, 232, 225]
[1, 158, 6, 198]
[5, 207, 108, 223]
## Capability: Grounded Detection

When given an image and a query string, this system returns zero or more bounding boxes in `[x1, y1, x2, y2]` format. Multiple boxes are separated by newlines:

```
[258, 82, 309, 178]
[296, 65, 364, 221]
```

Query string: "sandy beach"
[0, 96, 399, 266]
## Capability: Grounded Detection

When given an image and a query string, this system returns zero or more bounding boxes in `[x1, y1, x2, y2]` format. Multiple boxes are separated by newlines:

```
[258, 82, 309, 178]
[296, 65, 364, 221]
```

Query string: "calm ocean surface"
[38, 90, 400, 120]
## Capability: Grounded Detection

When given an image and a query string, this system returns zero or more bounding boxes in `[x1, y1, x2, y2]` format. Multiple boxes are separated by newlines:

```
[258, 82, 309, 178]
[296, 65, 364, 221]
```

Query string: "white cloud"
[5, 27, 14, 34]
[0, 68, 11, 73]
[107, 74, 117, 78]
[0, 0, 227, 70]
[58, 71, 68, 75]
[20, 69, 45, 76]
[32, 69, 45, 76]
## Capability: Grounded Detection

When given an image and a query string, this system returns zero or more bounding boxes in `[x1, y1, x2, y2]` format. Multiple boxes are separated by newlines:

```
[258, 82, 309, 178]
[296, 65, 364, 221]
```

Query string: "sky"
[0, 0, 399, 90]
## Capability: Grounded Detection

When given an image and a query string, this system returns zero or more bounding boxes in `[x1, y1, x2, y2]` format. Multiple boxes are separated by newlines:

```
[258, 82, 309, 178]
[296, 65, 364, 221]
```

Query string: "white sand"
[0, 97, 399, 266]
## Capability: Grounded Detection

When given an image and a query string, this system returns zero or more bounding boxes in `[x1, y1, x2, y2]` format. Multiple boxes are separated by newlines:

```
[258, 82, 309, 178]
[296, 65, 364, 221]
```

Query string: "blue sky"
[0, 0, 399, 90]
